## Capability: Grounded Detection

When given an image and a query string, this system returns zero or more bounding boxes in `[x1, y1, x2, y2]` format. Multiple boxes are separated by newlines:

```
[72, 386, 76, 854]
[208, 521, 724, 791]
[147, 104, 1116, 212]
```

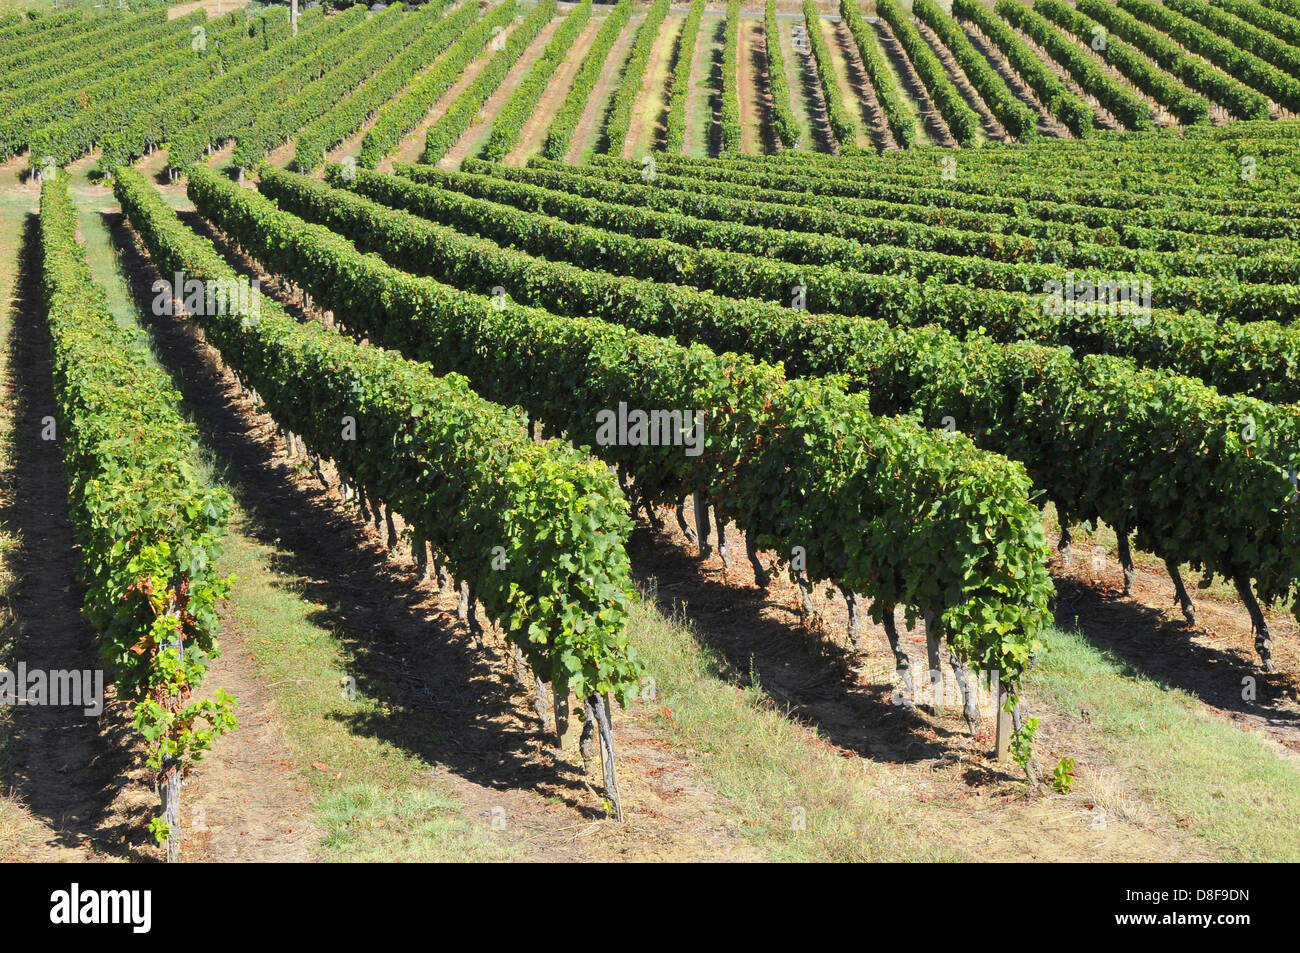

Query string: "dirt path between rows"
[874, 17, 955, 147]
[114, 194, 765, 862]
[792, 17, 836, 152]
[379, 21, 524, 173]
[961, 20, 1071, 139]
[0, 199, 148, 863]
[505, 17, 602, 166]
[682, 11, 714, 157]
[738, 17, 771, 154]
[916, 18, 1009, 143]
[828, 16, 894, 151]
[440, 15, 563, 169]
[568, 12, 639, 160]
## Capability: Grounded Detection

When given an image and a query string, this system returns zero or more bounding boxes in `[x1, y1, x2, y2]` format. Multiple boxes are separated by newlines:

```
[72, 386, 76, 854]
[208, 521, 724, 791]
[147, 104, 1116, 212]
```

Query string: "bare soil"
[505, 17, 602, 166]
[568, 12, 640, 161]
[874, 17, 956, 147]
[440, 15, 564, 170]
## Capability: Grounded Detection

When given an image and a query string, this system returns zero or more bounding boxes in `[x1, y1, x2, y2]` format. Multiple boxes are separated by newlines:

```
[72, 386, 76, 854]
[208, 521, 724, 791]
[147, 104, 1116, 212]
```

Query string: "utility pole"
[291, 0, 298, 35]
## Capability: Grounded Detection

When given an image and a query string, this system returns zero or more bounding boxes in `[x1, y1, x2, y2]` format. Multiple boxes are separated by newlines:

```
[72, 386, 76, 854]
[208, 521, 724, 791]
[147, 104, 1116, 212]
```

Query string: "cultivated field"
[1, 0, 1299, 867]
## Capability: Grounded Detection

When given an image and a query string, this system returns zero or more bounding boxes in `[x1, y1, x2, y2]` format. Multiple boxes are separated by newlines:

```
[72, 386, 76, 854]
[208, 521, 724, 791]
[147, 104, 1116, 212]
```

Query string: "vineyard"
[0, 0, 1299, 868]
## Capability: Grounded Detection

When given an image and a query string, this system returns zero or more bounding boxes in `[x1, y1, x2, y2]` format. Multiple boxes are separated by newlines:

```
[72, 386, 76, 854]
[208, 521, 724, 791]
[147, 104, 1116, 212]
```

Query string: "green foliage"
[422, 0, 556, 164]
[167, 5, 365, 173]
[996, 0, 1153, 132]
[231, 3, 421, 173]
[877, 0, 981, 145]
[38, 174, 236, 828]
[764, 0, 800, 149]
[1076, 0, 1269, 120]
[541, 0, 632, 160]
[913, 0, 1040, 140]
[719, 0, 742, 153]
[1010, 715, 1038, 779]
[1166, 0, 1300, 78]
[1051, 757, 1076, 794]
[200, 164, 1056, 709]
[481, 0, 592, 162]
[1034, 0, 1208, 126]
[292, 160, 1300, 646]
[664, 0, 705, 154]
[292, 1, 472, 173]
[1118, 0, 1300, 112]
[839, 0, 913, 148]
[603, 0, 671, 156]
[954, 0, 1094, 137]
[117, 166, 643, 705]
[800, 0, 858, 151]
[358, 1, 515, 168]
[1, 10, 207, 161]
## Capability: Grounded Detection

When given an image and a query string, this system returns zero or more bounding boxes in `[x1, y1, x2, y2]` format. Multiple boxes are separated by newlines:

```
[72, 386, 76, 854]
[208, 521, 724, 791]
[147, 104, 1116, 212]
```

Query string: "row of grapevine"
[117, 167, 643, 816]
[716, 142, 1297, 217]
[801, 0, 858, 150]
[448, 158, 1299, 323]
[1074, 0, 1268, 120]
[200, 164, 1057, 731]
[1034, 0, 1209, 126]
[422, 0, 558, 164]
[953, 0, 1093, 137]
[1117, 0, 1300, 112]
[475, 157, 1293, 297]
[764, 0, 800, 149]
[719, 0, 742, 153]
[274, 163, 1298, 669]
[99, 7, 308, 171]
[913, 0, 1039, 140]
[0, 10, 208, 161]
[39, 174, 237, 857]
[996, 0, 1153, 131]
[0, 8, 82, 54]
[358, 0, 516, 169]
[664, 0, 705, 154]
[839, 0, 914, 149]
[0, 7, 142, 87]
[631, 152, 1294, 249]
[541, 0, 633, 160]
[291, 0, 474, 172]
[355, 161, 1300, 406]
[603, 0, 671, 155]
[32, 8, 290, 174]
[167, 5, 366, 173]
[1206, 0, 1300, 47]
[1262, 0, 1300, 21]
[480, 0, 593, 162]
[1166, 0, 1300, 79]
[877, 0, 981, 145]
[231, 3, 418, 172]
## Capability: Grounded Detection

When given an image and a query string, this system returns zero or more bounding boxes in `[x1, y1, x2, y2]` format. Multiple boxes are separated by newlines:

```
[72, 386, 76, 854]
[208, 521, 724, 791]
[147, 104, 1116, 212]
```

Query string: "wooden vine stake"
[585, 694, 623, 822]
[161, 583, 183, 863]
[996, 682, 1013, 763]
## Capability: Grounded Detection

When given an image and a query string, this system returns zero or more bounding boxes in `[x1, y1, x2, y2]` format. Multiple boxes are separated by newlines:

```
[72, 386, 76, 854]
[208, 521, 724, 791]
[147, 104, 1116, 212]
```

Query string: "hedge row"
[358, 0, 516, 169]
[264, 165, 1300, 668]
[422, 0, 557, 164]
[953, 0, 1093, 137]
[480, 0, 592, 161]
[210, 163, 1057, 716]
[118, 166, 643, 708]
[290, 1, 469, 172]
[40, 174, 236, 842]
[540, 0, 633, 159]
